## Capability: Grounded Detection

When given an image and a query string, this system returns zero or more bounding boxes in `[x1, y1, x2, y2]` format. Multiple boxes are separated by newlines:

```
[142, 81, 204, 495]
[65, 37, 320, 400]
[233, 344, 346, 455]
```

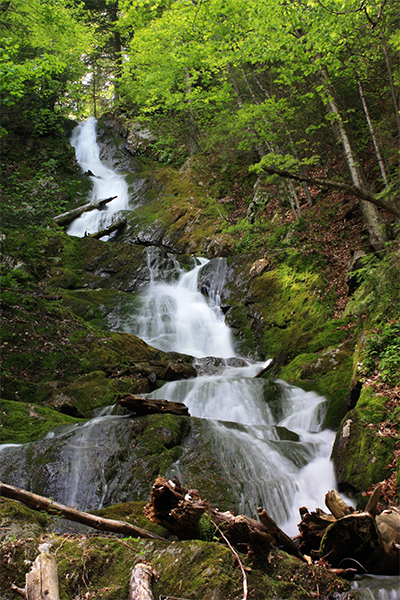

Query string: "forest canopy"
[1, 0, 399, 224]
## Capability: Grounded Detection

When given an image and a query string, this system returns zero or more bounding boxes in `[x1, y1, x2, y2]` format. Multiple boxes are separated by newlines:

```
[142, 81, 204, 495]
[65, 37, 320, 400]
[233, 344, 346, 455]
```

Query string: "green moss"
[132, 414, 191, 483]
[332, 403, 397, 495]
[0, 499, 354, 600]
[356, 387, 388, 424]
[93, 501, 168, 537]
[279, 340, 355, 429]
[0, 399, 80, 444]
[0, 498, 50, 540]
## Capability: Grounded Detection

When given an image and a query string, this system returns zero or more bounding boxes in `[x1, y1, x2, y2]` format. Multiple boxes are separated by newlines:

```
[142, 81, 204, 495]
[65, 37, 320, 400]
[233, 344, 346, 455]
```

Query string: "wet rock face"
[96, 119, 142, 174]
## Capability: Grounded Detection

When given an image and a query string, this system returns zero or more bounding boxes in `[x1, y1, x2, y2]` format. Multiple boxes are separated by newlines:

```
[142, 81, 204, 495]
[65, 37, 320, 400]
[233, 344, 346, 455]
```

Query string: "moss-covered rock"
[279, 339, 356, 429]
[0, 496, 353, 600]
[0, 399, 80, 444]
[0, 498, 50, 542]
[331, 387, 397, 500]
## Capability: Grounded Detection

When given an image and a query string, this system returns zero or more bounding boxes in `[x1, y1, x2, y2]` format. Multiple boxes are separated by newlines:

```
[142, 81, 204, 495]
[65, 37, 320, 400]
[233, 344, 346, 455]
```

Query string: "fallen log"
[297, 484, 400, 575]
[258, 508, 305, 561]
[144, 476, 306, 560]
[0, 481, 163, 540]
[11, 544, 60, 600]
[89, 218, 127, 239]
[129, 563, 157, 600]
[325, 489, 355, 519]
[319, 510, 400, 575]
[53, 196, 117, 226]
[117, 394, 190, 416]
[297, 507, 335, 556]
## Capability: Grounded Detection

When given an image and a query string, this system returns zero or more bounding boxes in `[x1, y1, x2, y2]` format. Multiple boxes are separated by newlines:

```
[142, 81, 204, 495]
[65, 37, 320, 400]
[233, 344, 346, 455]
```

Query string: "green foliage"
[1, 160, 70, 230]
[359, 323, 400, 386]
[198, 512, 217, 542]
[0, 0, 94, 134]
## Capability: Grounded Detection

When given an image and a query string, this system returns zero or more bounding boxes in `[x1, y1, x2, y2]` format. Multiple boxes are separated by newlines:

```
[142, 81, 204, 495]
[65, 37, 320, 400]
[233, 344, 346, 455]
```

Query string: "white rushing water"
[124, 250, 337, 533]
[61, 119, 339, 533]
[67, 117, 130, 237]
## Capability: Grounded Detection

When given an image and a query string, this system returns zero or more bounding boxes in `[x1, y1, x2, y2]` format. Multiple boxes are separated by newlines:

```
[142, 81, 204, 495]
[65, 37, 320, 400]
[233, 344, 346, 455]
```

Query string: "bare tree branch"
[260, 166, 400, 219]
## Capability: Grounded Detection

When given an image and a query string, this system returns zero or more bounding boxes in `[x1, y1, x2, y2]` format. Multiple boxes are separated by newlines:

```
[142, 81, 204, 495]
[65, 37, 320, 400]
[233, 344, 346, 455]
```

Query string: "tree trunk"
[379, 26, 400, 143]
[297, 485, 400, 575]
[355, 75, 388, 187]
[53, 197, 117, 226]
[129, 563, 157, 600]
[0, 482, 162, 540]
[259, 166, 400, 220]
[89, 218, 126, 239]
[320, 511, 399, 575]
[12, 547, 60, 600]
[117, 394, 190, 416]
[317, 64, 387, 251]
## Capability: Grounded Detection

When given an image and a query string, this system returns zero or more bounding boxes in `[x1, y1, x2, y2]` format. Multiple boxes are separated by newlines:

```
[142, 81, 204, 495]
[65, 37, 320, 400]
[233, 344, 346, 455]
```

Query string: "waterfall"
[0, 119, 342, 534]
[67, 117, 130, 238]
[122, 251, 337, 532]
[120, 250, 235, 358]
[0, 119, 340, 536]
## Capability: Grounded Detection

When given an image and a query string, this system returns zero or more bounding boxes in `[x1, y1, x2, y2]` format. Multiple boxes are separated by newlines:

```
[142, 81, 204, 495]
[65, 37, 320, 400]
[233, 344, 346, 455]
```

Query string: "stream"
[1, 119, 398, 599]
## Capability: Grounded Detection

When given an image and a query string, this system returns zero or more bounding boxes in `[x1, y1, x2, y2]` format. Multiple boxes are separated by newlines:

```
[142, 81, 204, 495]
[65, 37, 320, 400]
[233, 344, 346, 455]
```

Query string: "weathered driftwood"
[53, 196, 117, 226]
[298, 484, 400, 575]
[325, 489, 355, 519]
[128, 563, 157, 600]
[0, 482, 162, 540]
[89, 218, 127, 239]
[11, 544, 60, 600]
[144, 476, 306, 560]
[258, 508, 305, 561]
[297, 507, 335, 556]
[117, 394, 190, 416]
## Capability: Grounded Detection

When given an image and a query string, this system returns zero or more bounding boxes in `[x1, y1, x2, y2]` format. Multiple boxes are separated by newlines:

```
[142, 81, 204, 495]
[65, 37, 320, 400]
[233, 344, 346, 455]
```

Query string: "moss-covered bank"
[0, 498, 353, 600]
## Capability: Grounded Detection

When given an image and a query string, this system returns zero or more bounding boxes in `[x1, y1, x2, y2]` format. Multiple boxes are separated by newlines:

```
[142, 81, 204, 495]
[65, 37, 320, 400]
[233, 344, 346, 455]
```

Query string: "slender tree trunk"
[356, 75, 389, 187]
[93, 62, 97, 119]
[318, 65, 386, 251]
[185, 72, 198, 157]
[379, 26, 400, 143]
[109, 1, 123, 102]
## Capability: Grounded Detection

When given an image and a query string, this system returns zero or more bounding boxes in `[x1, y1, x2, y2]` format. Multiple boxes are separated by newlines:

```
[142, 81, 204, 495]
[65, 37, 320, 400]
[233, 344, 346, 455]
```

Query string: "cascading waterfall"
[124, 250, 337, 531]
[119, 251, 235, 358]
[67, 117, 130, 237]
[1, 119, 396, 597]
[0, 120, 337, 531]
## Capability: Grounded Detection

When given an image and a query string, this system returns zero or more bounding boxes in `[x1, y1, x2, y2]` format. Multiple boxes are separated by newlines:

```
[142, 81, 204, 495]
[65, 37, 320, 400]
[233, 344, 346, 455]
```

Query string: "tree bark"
[117, 394, 190, 416]
[144, 476, 307, 560]
[316, 64, 387, 251]
[129, 563, 157, 600]
[257, 508, 305, 561]
[0, 482, 163, 540]
[297, 485, 400, 575]
[320, 511, 400, 575]
[379, 25, 400, 143]
[355, 75, 389, 187]
[53, 197, 117, 226]
[11, 547, 60, 600]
